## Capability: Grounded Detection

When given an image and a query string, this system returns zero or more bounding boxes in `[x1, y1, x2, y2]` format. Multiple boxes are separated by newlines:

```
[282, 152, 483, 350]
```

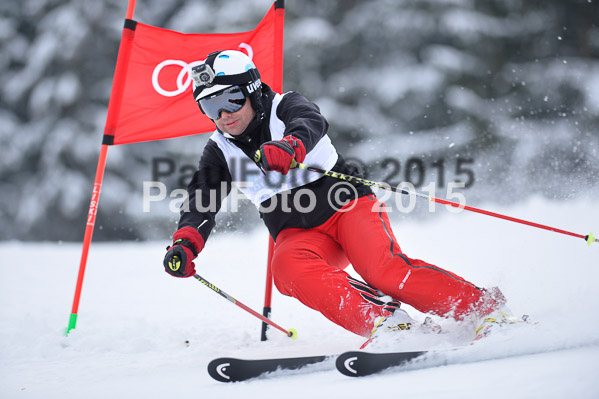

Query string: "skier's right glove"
[163, 227, 205, 278]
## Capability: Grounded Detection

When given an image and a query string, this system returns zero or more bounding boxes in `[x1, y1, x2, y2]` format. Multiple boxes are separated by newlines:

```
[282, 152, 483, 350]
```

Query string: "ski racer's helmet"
[191, 50, 264, 120]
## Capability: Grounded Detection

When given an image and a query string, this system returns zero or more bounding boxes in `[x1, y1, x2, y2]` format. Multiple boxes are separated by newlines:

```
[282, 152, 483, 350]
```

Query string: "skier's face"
[214, 98, 255, 136]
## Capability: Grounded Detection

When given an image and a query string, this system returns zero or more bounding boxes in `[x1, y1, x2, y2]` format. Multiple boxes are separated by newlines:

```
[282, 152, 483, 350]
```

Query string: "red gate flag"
[67, 1, 284, 336]
[103, 3, 284, 146]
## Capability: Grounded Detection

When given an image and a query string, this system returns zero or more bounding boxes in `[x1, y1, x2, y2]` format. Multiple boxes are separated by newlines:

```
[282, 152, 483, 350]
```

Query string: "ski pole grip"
[253, 150, 299, 170]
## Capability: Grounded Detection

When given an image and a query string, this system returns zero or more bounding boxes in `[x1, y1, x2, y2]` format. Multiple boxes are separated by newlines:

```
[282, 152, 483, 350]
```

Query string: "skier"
[163, 50, 511, 343]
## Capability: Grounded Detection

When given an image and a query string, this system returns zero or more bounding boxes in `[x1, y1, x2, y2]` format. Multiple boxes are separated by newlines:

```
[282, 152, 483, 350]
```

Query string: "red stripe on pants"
[272, 196, 488, 337]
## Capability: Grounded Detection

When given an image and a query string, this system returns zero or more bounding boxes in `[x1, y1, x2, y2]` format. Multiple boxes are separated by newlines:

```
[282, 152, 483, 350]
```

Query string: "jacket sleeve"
[276, 91, 329, 153]
[177, 140, 232, 243]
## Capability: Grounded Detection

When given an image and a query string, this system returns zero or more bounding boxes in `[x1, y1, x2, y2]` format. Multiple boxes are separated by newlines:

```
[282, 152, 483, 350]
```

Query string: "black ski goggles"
[198, 86, 247, 120]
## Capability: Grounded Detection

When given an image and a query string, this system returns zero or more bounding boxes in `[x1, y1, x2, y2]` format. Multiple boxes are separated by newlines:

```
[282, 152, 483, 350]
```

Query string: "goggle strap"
[194, 69, 261, 100]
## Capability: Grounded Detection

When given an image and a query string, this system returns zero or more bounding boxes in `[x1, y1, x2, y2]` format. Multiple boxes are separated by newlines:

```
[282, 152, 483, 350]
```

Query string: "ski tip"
[207, 358, 236, 383]
[288, 328, 298, 340]
[336, 351, 362, 377]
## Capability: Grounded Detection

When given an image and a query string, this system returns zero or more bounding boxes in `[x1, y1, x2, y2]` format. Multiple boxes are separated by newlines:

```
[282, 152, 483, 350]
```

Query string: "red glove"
[258, 136, 306, 175]
[163, 227, 205, 278]
[282, 136, 306, 163]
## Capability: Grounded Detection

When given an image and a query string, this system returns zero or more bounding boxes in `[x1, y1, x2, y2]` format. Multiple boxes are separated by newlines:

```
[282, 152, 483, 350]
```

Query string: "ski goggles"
[198, 86, 247, 120]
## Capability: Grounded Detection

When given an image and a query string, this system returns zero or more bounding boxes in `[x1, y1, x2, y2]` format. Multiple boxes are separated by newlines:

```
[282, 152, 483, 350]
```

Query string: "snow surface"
[1, 195, 598, 399]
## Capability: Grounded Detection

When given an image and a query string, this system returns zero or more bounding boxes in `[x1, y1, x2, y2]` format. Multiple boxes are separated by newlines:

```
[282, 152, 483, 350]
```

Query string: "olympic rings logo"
[151, 43, 254, 97]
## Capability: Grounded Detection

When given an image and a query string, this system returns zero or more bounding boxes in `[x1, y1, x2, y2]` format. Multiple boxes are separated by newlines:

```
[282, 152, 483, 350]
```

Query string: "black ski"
[336, 350, 428, 377]
[207, 355, 330, 382]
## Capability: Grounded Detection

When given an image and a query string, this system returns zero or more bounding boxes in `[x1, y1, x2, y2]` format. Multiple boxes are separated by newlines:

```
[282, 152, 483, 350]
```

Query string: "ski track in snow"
[0, 195, 598, 398]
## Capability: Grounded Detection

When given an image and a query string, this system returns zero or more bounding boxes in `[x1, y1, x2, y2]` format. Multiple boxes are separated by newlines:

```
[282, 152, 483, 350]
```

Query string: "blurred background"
[1, 0, 598, 242]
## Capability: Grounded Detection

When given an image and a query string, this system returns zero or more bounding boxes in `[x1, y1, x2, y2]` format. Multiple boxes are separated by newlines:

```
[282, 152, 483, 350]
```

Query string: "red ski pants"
[272, 195, 487, 337]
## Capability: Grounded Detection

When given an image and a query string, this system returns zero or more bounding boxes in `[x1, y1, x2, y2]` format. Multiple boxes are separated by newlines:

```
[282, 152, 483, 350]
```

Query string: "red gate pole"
[66, 0, 137, 335]
[261, 0, 285, 341]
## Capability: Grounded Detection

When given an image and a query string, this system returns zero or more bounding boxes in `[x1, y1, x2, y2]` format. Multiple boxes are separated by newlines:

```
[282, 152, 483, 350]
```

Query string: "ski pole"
[253, 151, 597, 246]
[193, 273, 298, 339]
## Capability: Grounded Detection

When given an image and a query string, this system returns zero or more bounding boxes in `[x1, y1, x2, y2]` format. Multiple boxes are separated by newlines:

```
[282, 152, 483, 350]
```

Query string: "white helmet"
[191, 50, 264, 121]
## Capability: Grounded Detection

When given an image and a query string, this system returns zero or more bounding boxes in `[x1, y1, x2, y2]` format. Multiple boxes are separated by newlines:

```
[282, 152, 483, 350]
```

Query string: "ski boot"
[360, 309, 442, 349]
[473, 309, 530, 342]
[471, 286, 531, 342]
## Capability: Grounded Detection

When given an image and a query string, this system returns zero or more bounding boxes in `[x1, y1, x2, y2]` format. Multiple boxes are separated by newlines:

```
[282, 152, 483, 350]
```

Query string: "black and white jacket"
[178, 84, 372, 242]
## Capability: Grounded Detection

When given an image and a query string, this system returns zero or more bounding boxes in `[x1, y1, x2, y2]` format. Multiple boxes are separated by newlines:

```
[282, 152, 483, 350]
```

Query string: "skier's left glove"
[163, 227, 205, 278]
[258, 135, 306, 175]
[281, 135, 306, 164]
